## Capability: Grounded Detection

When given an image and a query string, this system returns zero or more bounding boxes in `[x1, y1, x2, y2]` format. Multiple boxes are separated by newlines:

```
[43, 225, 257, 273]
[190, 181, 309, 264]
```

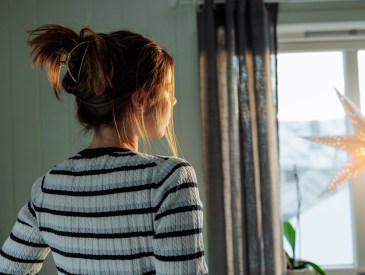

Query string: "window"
[278, 42, 365, 274]
[359, 50, 365, 113]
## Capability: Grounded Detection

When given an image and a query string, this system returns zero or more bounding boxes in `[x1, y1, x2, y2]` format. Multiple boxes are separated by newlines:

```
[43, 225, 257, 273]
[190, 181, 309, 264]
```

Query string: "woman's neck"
[89, 125, 138, 151]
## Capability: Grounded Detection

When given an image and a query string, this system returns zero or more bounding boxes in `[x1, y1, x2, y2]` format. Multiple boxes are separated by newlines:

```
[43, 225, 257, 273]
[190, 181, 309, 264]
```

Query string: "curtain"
[197, 0, 284, 274]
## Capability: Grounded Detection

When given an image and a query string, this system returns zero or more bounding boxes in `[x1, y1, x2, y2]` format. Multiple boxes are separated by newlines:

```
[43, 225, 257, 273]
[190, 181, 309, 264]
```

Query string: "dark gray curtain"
[198, 1, 284, 274]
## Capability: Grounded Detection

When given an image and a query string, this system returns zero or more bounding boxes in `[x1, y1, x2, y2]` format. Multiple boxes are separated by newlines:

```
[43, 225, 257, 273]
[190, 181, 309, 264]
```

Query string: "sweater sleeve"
[152, 158, 208, 275]
[0, 177, 50, 275]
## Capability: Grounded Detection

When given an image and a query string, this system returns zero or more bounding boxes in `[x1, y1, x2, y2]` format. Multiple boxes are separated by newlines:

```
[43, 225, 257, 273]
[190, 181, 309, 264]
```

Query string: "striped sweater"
[0, 147, 208, 275]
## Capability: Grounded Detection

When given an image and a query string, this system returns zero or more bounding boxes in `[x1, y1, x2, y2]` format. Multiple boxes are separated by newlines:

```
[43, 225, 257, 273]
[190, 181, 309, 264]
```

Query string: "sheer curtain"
[197, 0, 284, 274]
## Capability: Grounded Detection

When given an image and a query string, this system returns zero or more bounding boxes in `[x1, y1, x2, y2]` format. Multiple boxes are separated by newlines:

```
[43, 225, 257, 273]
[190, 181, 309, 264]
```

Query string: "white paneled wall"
[0, 1, 204, 274]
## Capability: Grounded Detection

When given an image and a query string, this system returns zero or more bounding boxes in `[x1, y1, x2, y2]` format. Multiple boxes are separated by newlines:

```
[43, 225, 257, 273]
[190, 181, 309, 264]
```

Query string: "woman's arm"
[0, 178, 50, 274]
[153, 159, 208, 275]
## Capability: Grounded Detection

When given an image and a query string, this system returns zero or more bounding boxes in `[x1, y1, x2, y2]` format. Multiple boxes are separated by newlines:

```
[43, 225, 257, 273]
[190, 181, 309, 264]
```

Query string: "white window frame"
[278, 39, 365, 275]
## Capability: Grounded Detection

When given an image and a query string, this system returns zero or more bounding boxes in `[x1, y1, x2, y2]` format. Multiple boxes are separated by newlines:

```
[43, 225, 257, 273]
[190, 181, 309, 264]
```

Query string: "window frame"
[278, 39, 365, 275]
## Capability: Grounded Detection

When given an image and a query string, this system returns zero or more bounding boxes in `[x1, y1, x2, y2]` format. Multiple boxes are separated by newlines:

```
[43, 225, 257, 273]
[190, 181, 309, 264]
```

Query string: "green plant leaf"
[302, 260, 326, 275]
[283, 221, 296, 257]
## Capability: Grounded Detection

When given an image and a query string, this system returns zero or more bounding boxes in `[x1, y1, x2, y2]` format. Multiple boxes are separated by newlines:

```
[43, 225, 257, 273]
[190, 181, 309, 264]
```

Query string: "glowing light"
[307, 89, 365, 192]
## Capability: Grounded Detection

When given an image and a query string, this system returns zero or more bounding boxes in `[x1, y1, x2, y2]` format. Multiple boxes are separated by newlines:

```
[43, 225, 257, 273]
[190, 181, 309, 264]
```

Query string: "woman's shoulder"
[150, 155, 197, 185]
[147, 154, 193, 171]
[130, 151, 196, 183]
[133, 150, 191, 166]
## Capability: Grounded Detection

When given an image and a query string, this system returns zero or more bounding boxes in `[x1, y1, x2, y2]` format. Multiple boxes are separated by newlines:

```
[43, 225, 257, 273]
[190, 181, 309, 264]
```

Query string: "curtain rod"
[169, 0, 348, 8]
[168, 0, 201, 8]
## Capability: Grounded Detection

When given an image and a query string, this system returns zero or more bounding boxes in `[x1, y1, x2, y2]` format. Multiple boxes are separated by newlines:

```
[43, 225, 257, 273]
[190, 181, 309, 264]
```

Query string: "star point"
[308, 90, 365, 193]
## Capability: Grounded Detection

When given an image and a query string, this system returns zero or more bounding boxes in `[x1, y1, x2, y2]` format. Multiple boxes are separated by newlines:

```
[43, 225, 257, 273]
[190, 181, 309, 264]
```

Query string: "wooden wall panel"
[8, 0, 42, 210]
[92, 0, 124, 31]
[36, 0, 71, 170]
[120, 0, 149, 35]
[174, 6, 204, 183]
[0, 0, 16, 243]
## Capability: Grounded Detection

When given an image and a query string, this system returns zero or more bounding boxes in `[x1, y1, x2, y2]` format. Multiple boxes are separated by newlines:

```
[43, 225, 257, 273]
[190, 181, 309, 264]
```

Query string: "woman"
[0, 24, 208, 275]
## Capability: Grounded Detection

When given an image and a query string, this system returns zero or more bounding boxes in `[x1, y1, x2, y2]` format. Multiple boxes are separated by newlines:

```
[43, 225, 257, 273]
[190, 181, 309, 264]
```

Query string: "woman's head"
[27, 24, 177, 155]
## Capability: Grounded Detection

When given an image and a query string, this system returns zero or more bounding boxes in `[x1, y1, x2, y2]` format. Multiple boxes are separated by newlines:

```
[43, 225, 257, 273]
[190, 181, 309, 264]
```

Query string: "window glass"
[358, 50, 365, 114]
[278, 51, 354, 266]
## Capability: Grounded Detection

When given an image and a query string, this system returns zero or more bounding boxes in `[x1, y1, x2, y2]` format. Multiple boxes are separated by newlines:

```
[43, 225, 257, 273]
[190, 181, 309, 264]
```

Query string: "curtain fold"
[198, 1, 284, 274]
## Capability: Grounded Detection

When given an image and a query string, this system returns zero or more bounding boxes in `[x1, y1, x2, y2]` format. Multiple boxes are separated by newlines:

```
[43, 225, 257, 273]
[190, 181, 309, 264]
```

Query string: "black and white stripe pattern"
[0, 147, 208, 274]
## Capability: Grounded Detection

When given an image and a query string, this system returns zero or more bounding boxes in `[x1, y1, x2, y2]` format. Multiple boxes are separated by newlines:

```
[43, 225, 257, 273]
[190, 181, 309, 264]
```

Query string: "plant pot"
[287, 267, 309, 275]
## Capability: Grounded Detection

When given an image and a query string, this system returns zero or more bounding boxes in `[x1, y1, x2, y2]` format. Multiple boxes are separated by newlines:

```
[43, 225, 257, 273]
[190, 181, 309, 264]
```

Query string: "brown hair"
[27, 24, 177, 156]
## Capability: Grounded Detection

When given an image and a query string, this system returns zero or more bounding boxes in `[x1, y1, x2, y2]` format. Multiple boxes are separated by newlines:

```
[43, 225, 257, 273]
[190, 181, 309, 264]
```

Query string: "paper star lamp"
[307, 89, 365, 193]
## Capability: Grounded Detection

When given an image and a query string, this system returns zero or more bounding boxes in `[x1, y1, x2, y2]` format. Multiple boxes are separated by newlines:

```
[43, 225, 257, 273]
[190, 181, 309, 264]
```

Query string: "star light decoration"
[307, 89, 365, 193]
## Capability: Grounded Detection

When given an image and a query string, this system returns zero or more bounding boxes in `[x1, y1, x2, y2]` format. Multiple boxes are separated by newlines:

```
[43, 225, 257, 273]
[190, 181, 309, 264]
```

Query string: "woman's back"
[0, 24, 208, 274]
[0, 147, 207, 274]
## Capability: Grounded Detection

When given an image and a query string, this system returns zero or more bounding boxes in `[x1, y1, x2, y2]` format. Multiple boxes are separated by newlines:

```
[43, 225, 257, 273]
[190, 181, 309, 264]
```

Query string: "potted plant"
[283, 166, 326, 275]
[283, 220, 325, 275]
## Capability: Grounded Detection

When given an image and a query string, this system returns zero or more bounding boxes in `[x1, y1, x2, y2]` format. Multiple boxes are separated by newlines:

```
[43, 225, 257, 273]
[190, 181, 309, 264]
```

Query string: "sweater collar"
[78, 147, 132, 157]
